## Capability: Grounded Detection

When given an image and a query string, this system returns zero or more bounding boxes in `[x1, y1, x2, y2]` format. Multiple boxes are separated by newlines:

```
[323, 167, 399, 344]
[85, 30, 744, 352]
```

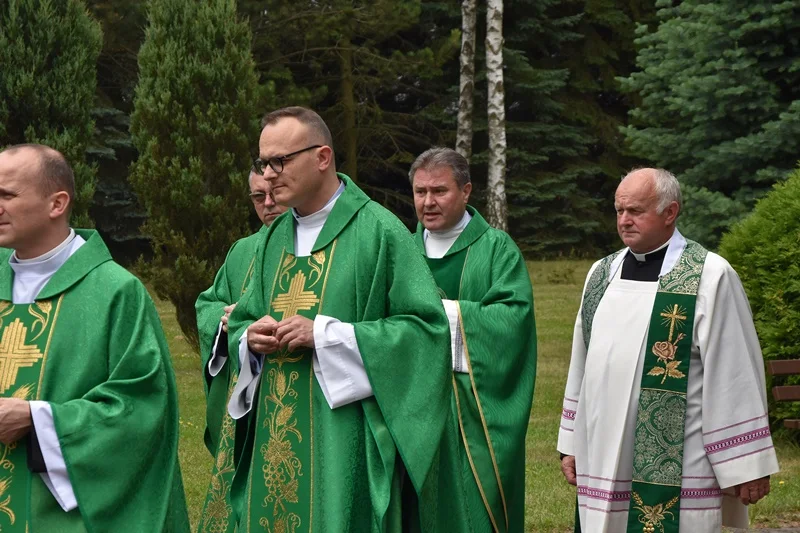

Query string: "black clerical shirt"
[620, 245, 668, 281]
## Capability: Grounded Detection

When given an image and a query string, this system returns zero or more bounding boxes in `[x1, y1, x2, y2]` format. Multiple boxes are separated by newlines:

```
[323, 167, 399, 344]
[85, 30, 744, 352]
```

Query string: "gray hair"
[408, 147, 471, 188]
[622, 167, 682, 215]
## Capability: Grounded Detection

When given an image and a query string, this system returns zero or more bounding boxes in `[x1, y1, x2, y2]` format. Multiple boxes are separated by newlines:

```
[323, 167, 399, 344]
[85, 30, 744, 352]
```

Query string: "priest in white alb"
[557, 168, 779, 533]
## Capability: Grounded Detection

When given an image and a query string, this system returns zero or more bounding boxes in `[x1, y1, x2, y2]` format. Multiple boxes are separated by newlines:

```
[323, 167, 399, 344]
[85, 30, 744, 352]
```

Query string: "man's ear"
[317, 146, 334, 172]
[463, 182, 473, 203]
[663, 201, 679, 226]
[49, 191, 71, 220]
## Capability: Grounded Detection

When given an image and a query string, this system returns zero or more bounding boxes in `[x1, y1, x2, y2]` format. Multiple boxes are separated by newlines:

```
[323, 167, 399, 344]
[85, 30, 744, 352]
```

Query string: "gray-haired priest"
[557, 168, 779, 533]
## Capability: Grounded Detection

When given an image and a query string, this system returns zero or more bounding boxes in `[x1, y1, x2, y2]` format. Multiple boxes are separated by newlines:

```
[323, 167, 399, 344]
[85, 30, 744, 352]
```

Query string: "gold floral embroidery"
[0, 303, 14, 330]
[260, 369, 302, 532]
[632, 492, 679, 533]
[200, 379, 237, 533]
[28, 300, 53, 342]
[0, 476, 16, 525]
[647, 305, 687, 383]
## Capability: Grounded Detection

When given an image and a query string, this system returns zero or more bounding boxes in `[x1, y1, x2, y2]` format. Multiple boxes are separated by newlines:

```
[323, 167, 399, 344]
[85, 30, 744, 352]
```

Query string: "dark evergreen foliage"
[130, 0, 266, 348]
[0, 0, 103, 227]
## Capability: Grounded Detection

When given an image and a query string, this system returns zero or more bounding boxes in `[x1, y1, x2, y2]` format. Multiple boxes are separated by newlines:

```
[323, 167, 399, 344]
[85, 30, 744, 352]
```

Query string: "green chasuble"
[0, 230, 189, 533]
[226, 175, 471, 533]
[195, 225, 269, 533]
[415, 207, 537, 533]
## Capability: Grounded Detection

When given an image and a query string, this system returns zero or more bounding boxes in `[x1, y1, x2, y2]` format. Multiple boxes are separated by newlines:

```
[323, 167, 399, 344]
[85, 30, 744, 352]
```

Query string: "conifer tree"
[130, 0, 266, 348]
[621, 0, 800, 247]
[0, 0, 102, 227]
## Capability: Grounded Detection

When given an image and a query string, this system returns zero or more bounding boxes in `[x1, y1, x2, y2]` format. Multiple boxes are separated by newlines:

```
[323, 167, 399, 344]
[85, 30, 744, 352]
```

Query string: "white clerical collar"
[609, 228, 686, 281]
[8, 229, 87, 304]
[291, 179, 345, 228]
[423, 210, 472, 244]
[10, 229, 77, 268]
[629, 238, 670, 262]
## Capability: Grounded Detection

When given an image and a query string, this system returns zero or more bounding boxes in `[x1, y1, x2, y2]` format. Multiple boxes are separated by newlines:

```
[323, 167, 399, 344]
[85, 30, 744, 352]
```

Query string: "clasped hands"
[247, 315, 314, 354]
[560, 455, 770, 505]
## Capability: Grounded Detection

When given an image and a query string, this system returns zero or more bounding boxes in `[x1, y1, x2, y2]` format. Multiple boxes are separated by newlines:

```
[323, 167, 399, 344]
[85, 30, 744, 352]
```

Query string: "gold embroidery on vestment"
[254, 242, 336, 533]
[631, 491, 679, 533]
[647, 304, 688, 384]
[0, 321, 44, 395]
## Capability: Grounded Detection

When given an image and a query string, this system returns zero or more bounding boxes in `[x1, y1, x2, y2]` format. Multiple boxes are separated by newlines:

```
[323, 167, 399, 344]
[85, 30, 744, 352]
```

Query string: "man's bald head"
[615, 167, 681, 253]
[2, 144, 75, 205]
[260, 107, 334, 150]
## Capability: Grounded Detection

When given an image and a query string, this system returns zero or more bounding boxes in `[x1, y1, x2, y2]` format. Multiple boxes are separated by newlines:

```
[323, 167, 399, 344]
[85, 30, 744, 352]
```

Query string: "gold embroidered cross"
[660, 304, 687, 343]
[0, 319, 43, 394]
[271, 271, 319, 319]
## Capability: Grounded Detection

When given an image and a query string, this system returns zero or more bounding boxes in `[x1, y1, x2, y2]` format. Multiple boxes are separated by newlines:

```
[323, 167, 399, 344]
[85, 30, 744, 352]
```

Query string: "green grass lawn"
[150, 260, 800, 531]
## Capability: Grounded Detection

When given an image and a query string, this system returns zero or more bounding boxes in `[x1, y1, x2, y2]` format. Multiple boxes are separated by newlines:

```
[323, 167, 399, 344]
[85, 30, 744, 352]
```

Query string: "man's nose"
[424, 193, 436, 207]
[264, 194, 276, 208]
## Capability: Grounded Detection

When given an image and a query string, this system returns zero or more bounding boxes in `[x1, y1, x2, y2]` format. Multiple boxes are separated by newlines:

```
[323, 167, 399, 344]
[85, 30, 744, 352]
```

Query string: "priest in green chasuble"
[196, 171, 287, 533]
[409, 147, 537, 533]
[224, 107, 468, 532]
[0, 144, 189, 532]
[558, 168, 779, 533]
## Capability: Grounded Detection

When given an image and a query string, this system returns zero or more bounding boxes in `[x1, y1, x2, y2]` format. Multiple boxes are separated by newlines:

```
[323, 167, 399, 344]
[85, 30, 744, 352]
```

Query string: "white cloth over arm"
[442, 299, 469, 373]
[696, 254, 780, 488]
[207, 322, 227, 377]
[556, 260, 600, 456]
[312, 316, 373, 408]
[29, 402, 78, 511]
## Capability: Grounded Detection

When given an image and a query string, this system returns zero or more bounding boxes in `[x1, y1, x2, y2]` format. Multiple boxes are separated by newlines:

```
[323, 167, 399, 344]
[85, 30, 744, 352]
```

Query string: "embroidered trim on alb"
[704, 426, 772, 455]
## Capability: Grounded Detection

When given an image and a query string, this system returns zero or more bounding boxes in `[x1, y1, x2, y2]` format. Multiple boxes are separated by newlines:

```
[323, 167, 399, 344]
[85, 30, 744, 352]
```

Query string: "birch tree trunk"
[485, 0, 508, 231]
[456, 0, 477, 160]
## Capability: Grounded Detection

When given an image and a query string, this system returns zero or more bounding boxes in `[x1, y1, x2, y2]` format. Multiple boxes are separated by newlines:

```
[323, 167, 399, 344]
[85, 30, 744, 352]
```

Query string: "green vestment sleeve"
[12, 230, 189, 533]
[456, 232, 536, 532]
[48, 275, 188, 532]
[195, 230, 262, 454]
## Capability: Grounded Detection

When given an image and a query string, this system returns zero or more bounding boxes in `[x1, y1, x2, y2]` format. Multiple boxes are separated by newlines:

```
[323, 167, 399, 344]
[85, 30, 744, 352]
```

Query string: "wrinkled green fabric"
[195, 226, 267, 533]
[196, 225, 266, 455]
[227, 175, 469, 532]
[0, 230, 189, 533]
[416, 207, 537, 533]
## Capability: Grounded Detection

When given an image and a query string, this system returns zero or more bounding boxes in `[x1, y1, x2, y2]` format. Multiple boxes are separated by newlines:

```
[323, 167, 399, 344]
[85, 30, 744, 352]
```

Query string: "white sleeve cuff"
[29, 401, 78, 512]
[208, 322, 228, 377]
[227, 331, 263, 419]
[443, 300, 468, 373]
[312, 315, 373, 409]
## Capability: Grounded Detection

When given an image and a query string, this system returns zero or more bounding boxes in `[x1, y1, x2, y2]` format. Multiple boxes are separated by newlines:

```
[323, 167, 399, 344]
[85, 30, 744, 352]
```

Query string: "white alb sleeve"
[312, 315, 373, 409]
[227, 332, 264, 419]
[29, 401, 78, 512]
[442, 299, 468, 373]
[207, 322, 228, 377]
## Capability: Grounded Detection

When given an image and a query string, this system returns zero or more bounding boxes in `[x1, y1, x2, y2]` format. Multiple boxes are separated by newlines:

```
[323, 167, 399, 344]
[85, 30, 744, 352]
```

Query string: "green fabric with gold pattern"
[0, 299, 62, 532]
[227, 175, 470, 532]
[0, 230, 189, 533]
[626, 241, 706, 533]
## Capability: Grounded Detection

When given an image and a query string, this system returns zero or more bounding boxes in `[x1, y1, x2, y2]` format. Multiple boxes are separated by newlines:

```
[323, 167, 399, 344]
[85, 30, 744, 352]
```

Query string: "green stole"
[199, 257, 256, 533]
[0, 297, 63, 533]
[243, 244, 336, 533]
[579, 240, 707, 533]
[424, 222, 508, 533]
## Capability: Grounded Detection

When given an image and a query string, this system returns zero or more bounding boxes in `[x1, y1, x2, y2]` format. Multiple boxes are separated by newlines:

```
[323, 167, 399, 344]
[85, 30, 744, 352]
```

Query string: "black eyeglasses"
[252, 145, 322, 175]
